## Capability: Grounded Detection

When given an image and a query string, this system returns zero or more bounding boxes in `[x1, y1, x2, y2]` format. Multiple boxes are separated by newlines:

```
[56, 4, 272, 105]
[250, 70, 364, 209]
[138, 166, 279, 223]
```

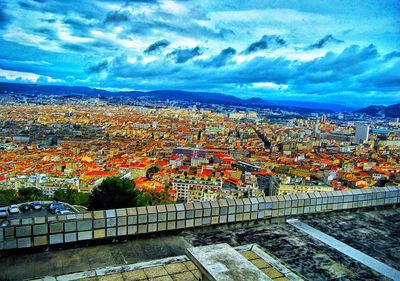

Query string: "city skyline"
[0, 0, 399, 105]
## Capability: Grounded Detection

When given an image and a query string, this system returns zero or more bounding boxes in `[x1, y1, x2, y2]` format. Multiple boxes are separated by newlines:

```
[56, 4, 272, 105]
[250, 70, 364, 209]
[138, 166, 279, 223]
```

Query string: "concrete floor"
[288, 218, 400, 280]
[184, 208, 400, 280]
[305, 207, 400, 271]
[0, 236, 191, 281]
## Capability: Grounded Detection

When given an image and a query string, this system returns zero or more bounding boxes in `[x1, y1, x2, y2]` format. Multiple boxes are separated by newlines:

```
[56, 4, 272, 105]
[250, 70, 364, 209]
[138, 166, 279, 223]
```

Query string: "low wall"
[1, 186, 399, 250]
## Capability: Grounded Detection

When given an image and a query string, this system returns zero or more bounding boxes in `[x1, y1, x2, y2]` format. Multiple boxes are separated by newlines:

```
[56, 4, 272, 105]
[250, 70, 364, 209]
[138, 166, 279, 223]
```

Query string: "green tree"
[89, 177, 146, 210]
[136, 192, 151, 207]
[72, 191, 91, 206]
[0, 189, 17, 207]
[143, 189, 172, 205]
[17, 187, 45, 203]
[53, 189, 72, 203]
[53, 189, 90, 207]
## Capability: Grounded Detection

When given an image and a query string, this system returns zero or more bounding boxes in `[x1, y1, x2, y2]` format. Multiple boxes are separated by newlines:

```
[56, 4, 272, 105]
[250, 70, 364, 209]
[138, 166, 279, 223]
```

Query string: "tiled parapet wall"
[1, 186, 399, 250]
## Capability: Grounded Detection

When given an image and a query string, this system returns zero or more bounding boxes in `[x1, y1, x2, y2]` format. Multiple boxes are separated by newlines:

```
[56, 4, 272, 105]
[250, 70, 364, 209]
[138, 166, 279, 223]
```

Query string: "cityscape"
[0, 93, 399, 203]
[0, 0, 399, 281]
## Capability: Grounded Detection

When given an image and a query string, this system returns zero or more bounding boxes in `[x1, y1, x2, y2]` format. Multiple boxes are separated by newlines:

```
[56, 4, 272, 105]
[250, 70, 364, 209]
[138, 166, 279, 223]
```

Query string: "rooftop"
[1, 207, 399, 281]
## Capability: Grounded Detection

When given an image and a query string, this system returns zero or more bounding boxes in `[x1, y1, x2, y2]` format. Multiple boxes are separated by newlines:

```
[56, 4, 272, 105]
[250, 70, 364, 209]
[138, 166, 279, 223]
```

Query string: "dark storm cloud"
[126, 18, 234, 40]
[384, 51, 400, 60]
[243, 35, 286, 54]
[33, 27, 59, 40]
[200, 47, 236, 68]
[144, 39, 170, 54]
[361, 60, 400, 90]
[218, 28, 235, 39]
[18, 1, 37, 9]
[167, 47, 203, 63]
[61, 43, 90, 53]
[104, 10, 130, 24]
[108, 53, 181, 79]
[123, 0, 159, 2]
[105, 43, 400, 98]
[86, 59, 109, 74]
[306, 34, 344, 50]
[300, 44, 378, 75]
[16, 0, 105, 23]
[41, 18, 56, 23]
[293, 44, 392, 94]
[0, 2, 11, 29]
[62, 17, 97, 37]
[218, 57, 295, 84]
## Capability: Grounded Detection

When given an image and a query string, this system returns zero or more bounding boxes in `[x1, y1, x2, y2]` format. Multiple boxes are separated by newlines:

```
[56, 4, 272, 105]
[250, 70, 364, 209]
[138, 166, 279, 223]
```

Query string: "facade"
[171, 176, 222, 202]
[172, 147, 207, 159]
[278, 184, 334, 195]
[354, 124, 370, 144]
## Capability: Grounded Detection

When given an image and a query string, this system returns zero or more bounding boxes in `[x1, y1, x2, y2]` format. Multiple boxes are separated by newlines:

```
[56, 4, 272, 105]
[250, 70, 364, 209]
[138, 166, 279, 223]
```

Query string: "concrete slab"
[186, 243, 271, 281]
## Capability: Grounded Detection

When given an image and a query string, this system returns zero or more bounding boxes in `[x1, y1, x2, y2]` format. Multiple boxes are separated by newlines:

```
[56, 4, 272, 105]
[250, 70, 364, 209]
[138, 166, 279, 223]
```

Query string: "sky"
[0, 0, 399, 106]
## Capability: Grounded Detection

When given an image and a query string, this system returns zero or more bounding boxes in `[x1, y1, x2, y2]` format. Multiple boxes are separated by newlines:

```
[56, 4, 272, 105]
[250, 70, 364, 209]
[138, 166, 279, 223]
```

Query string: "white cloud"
[252, 82, 288, 90]
[0, 69, 40, 82]
[161, 1, 188, 15]
[0, 69, 63, 83]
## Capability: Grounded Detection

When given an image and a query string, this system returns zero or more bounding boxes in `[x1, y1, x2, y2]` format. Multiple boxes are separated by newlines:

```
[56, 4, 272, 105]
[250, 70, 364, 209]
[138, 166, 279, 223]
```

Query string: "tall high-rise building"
[320, 114, 327, 123]
[313, 123, 319, 137]
[354, 124, 370, 144]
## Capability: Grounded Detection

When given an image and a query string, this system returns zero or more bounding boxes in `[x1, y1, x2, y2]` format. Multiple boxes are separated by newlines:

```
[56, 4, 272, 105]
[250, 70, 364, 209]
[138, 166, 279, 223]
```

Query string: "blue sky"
[0, 0, 399, 105]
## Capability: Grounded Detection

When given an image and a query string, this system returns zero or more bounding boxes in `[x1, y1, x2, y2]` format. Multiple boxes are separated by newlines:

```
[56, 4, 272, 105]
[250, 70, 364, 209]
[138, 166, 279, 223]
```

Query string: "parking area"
[0, 202, 77, 222]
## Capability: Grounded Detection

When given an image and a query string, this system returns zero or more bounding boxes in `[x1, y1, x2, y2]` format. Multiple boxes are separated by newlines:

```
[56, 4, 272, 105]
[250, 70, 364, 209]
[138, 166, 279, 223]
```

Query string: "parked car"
[0, 219, 9, 227]
[0, 207, 7, 218]
[19, 203, 31, 212]
[30, 201, 42, 210]
[8, 204, 19, 214]
[49, 201, 64, 214]
[56, 209, 74, 215]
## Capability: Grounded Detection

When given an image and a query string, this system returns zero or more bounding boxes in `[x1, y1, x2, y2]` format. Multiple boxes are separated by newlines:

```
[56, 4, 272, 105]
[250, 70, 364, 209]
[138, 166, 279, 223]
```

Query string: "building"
[354, 124, 370, 144]
[172, 147, 207, 159]
[278, 184, 333, 195]
[171, 176, 222, 202]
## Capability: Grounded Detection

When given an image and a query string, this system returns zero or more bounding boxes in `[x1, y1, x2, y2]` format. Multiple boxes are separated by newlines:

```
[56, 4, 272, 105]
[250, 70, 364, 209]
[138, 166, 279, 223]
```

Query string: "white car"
[8, 204, 19, 214]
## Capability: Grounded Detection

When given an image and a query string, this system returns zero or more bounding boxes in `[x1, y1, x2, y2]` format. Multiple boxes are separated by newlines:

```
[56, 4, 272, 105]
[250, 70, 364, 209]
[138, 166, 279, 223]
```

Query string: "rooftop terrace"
[1, 186, 399, 280]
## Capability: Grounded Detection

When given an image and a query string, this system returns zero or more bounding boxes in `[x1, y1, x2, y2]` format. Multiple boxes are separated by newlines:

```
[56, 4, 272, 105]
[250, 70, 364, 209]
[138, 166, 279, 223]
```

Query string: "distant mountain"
[356, 104, 400, 117]
[0, 82, 110, 96]
[119, 89, 246, 106]
[0, 82, 356, 112]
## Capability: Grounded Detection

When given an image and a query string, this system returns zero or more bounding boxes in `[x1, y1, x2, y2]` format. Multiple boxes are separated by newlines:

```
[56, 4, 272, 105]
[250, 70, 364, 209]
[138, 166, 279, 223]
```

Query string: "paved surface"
[305, 207, 400, 271]
[184, 209, 400, 280]
[287, 218, 400, 280]
[0, 236, 192, 281]
[30, 245, 295, 281]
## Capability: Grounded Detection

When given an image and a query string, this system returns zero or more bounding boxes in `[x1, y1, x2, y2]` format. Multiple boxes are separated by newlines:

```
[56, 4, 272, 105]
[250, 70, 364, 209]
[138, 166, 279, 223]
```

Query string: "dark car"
[55, 206, 74, 215]
[0, 207, 7, 218]
[19, 203, 30, 212]
[49, 201, 64, 214]
[30, 201, 42, 210]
